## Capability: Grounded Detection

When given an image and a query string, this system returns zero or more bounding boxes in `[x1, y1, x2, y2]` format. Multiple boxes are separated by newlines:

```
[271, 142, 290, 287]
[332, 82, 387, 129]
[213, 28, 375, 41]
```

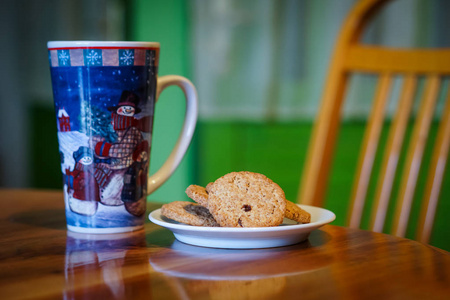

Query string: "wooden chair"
[296, 0, 450, 244]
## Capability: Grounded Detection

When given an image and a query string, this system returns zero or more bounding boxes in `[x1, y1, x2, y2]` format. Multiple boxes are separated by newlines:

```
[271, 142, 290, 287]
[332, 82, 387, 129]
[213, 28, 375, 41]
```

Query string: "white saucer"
[148, 204, 335, 249]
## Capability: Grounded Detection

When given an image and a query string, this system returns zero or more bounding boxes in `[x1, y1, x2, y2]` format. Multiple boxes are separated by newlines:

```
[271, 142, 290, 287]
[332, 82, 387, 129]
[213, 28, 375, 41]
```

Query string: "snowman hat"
[73, 146, 94, 162]
[107, 90, 142, 113]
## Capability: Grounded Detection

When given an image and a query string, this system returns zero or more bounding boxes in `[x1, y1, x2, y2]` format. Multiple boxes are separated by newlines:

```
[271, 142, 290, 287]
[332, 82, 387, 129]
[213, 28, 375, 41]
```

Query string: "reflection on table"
[0, 189, 448, 300]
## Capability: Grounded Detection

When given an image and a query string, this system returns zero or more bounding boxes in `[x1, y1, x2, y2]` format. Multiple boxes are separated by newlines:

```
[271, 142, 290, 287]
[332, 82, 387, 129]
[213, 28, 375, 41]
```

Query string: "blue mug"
[48, 41, 198, 233]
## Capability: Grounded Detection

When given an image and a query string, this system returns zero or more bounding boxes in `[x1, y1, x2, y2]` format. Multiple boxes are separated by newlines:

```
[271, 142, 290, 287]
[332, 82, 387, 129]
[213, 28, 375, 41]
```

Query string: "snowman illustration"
[65, 146, 100, 216]
[120, 140, 149, 216]
[93, 90, 150, 216]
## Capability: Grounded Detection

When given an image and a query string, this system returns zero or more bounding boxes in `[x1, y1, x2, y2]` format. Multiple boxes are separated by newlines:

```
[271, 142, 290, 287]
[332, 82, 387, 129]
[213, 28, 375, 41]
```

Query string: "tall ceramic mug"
[48, 41, 198, 234]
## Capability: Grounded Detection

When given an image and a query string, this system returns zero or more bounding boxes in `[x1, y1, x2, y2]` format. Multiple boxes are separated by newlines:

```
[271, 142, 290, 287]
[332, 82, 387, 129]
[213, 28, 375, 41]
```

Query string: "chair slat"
[299, 0, 449, 244]
[416, 88, 450, 243]
[392, 75, 441, 237]
[345, 46, 450, 74]
[297, 73, 349, 206]
[296, 0, 389, 206]
[348, 74, 392, 228]
[370, 75, 417, 232]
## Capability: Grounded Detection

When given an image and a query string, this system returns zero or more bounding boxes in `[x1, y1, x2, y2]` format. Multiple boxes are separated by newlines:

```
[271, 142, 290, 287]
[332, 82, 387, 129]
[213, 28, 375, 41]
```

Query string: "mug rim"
[47, 41, 160, 50]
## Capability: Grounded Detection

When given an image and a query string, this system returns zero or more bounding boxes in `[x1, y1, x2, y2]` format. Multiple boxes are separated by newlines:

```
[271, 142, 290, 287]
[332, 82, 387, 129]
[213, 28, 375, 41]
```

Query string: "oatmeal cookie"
[285, 200, 311, 223]
[205, 182, 213, 193]
[207, 171, 286, 227]
[185, 185, 209, 207]
[161, 201, 219, 227]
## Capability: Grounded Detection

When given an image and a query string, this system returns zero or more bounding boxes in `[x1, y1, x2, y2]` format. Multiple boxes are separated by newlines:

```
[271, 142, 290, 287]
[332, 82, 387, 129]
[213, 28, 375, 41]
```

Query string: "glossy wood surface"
[0, 189, 449, 300]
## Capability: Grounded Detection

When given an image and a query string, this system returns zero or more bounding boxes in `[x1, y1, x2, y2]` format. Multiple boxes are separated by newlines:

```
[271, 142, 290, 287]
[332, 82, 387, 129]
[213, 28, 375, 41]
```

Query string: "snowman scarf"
[111, 113, 151, 132]
[112, 113, 136, 130]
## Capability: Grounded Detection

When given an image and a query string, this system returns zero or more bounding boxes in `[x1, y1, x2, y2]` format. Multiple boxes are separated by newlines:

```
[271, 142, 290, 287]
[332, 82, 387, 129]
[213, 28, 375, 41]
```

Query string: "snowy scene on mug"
[50, 61, 157, 229]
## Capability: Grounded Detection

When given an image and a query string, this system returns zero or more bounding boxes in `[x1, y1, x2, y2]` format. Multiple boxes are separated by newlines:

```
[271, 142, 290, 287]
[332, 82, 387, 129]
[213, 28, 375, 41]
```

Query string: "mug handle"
[146, 75, 198, 195]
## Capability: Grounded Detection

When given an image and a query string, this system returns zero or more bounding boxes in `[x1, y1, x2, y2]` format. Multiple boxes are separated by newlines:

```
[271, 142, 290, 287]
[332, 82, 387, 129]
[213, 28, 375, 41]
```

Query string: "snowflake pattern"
[84, 49, 102, 66]
[50, 48, 155, 67]
[57, 50, 70, 66]
[119, 50, 135, 66]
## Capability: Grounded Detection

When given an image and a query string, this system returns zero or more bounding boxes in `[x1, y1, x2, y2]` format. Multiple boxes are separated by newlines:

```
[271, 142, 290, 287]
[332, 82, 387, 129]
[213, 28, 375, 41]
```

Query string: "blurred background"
[0, 0, 448, 249]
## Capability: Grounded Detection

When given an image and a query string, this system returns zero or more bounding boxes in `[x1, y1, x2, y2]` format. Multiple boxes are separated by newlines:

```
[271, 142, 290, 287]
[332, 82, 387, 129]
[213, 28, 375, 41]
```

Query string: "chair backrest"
[296, 0, 450, 244]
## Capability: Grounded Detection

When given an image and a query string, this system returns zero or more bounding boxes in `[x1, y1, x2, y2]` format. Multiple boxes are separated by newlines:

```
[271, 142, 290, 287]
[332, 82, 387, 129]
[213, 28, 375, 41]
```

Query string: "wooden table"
[0, 189, 449, 299]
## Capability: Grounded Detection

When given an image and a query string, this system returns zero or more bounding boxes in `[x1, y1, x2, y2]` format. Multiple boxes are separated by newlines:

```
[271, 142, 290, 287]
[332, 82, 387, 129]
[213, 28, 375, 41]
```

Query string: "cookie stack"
[161, 171, 311, 227]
